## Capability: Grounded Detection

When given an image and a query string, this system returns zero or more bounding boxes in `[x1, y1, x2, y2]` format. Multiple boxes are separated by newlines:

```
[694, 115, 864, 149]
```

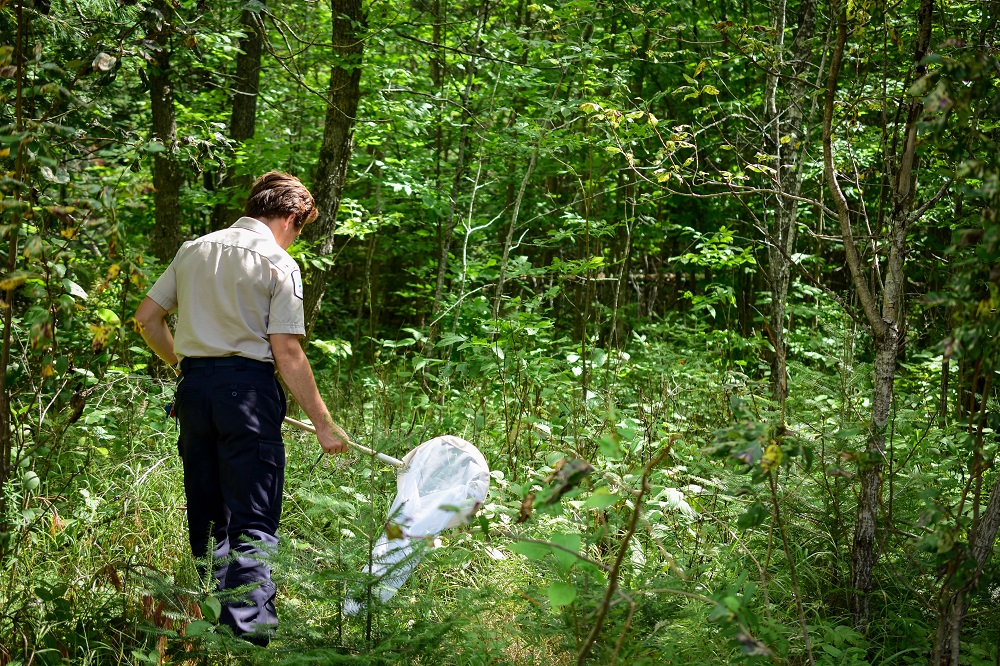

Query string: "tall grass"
[1, 313, 988, 665]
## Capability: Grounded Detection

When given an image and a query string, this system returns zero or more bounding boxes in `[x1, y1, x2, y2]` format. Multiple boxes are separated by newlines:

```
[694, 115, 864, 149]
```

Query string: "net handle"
[283, 417, 406, 468]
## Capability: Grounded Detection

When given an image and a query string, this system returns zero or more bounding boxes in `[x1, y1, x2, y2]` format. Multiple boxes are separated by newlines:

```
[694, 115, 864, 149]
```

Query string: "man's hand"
[316, 419, 350, 454]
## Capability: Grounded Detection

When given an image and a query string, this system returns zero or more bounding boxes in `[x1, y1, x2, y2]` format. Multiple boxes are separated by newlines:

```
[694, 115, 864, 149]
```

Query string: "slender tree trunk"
[301, 0, 366, 335]
[210, 5, 265, 230]
[148, 0, 182, 264]
[822, 0, 934, 632]
[765, 0, 817, 417]
[933, 373, 997, 664]
[354, 151, 382, 353]
[0, 1, 26, 546]
[493, 150, 537, 319]
[430, 6, 486, 322]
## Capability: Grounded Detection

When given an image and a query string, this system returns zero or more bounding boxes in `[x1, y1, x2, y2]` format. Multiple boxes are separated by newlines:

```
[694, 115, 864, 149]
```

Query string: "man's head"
[245, 171, 319, 230]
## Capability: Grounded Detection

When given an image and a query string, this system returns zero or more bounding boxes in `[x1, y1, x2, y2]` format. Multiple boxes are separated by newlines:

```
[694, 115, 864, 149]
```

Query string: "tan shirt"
[147, 217, 305, 363]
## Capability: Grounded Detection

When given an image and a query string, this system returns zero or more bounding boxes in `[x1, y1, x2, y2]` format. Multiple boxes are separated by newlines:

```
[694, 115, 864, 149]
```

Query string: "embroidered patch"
[291, 269, 303, 300]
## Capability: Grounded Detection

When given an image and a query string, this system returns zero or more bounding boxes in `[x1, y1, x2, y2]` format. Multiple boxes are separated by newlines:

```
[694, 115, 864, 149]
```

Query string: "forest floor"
[0, 316, 983, 665]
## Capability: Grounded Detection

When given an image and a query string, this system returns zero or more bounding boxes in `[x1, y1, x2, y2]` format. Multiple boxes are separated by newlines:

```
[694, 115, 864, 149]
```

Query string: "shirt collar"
[232, 217, 274, 238]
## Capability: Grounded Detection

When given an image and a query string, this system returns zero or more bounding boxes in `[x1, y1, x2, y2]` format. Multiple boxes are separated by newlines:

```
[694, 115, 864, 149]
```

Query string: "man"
[135, 171, 349, 645]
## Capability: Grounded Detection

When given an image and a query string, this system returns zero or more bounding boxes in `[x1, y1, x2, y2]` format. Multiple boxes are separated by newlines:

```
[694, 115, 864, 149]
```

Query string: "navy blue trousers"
[175, 357, 286, 643]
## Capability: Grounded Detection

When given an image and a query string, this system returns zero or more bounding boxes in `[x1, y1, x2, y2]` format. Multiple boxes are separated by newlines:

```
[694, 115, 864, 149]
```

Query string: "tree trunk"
[301, 0, 366, 335]
[430, 6, 486, 323]
[932, 373, 998, 664]
[822, 0, 934, 632]
[210, 5, 265, 231]
[148, 0, 182, 264]
[0, 1, 26, 549]
[764, 0, 817, 418]
[493, 151, 537, 319]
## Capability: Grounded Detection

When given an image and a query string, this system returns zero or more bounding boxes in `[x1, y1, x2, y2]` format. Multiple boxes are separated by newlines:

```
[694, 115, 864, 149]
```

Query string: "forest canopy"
[1, 0, 999, 663]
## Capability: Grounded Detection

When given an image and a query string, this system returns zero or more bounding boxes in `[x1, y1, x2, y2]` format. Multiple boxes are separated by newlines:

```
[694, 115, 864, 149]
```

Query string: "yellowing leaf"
[702, 85, 720, 95]
[780, 135, 791, 145]
[88, 323, 114, 351]
[0, 271, 31, 290]
[694, 60, 706, 77]
[385, 521, 404, 540]
[761, 442, 783, 471]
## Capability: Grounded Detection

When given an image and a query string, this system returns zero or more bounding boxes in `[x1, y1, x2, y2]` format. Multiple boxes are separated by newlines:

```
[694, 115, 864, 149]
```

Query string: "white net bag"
[343, 435, 490, 615]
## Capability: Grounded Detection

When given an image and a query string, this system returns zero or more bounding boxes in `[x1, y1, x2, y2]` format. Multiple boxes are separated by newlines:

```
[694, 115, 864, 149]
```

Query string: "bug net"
[343, 435, 490, 616]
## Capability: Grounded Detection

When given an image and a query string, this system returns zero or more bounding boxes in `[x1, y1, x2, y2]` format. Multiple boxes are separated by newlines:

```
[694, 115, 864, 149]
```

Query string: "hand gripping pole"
[283, 417, 405, 468]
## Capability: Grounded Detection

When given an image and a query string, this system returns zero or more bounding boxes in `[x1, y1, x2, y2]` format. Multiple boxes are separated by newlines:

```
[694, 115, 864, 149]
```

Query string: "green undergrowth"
[1, 313, 996, 664]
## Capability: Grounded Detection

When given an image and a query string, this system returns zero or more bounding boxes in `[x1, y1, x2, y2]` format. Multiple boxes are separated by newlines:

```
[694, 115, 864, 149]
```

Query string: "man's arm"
[270, 333, 349, 454]
[135, 297, 178, 367]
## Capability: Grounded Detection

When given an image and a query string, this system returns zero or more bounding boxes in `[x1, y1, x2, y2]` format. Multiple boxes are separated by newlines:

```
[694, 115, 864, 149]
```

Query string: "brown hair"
[245, 171, 318, 229]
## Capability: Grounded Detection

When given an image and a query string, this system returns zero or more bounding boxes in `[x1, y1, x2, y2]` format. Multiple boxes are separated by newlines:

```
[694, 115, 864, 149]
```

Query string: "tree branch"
[822, 4, 887, 339]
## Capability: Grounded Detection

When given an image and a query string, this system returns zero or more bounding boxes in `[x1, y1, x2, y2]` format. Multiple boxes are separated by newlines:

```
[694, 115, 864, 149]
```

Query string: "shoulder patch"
[291, 269, 303, 300]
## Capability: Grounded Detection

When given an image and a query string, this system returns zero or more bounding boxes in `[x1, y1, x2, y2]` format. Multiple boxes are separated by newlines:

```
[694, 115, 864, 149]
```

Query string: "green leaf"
[22, 471, 39, 491]
[200, 596, 222, 623]
[185, 619, 214, 637]
[547, 581, 577, 607]
[436, 334, 467, 347]
[550, 533, 582, 571]
[584, 487, 618, 509]
[597, 434, 622, 460]
[311, 338, 352, 358]
[737, 502, 769, 529]
[96, 308, 121, 325]
[709, 603, 735, 622]
[63, 279, 88, 300]
[509, 541, 550, 560]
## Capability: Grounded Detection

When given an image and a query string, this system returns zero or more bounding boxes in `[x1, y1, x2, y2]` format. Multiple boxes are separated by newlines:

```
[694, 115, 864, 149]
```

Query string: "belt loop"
[236, 357, 246, 372]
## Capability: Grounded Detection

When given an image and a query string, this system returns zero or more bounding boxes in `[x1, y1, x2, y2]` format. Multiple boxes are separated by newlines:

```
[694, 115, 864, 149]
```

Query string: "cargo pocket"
[250, 440, 286, 517]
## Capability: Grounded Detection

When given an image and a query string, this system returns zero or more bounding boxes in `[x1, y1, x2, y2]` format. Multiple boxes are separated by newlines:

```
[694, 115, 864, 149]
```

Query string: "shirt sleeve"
[267, 262, 306, 336]
[146, 259, 178, 311]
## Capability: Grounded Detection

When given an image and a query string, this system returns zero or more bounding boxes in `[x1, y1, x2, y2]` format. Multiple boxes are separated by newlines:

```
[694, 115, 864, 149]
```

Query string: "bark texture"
[301, 0, 366, 335]
[148, 0, 182, 264]
[210, 6, 265, 231]
[764, 0, 818, 416]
